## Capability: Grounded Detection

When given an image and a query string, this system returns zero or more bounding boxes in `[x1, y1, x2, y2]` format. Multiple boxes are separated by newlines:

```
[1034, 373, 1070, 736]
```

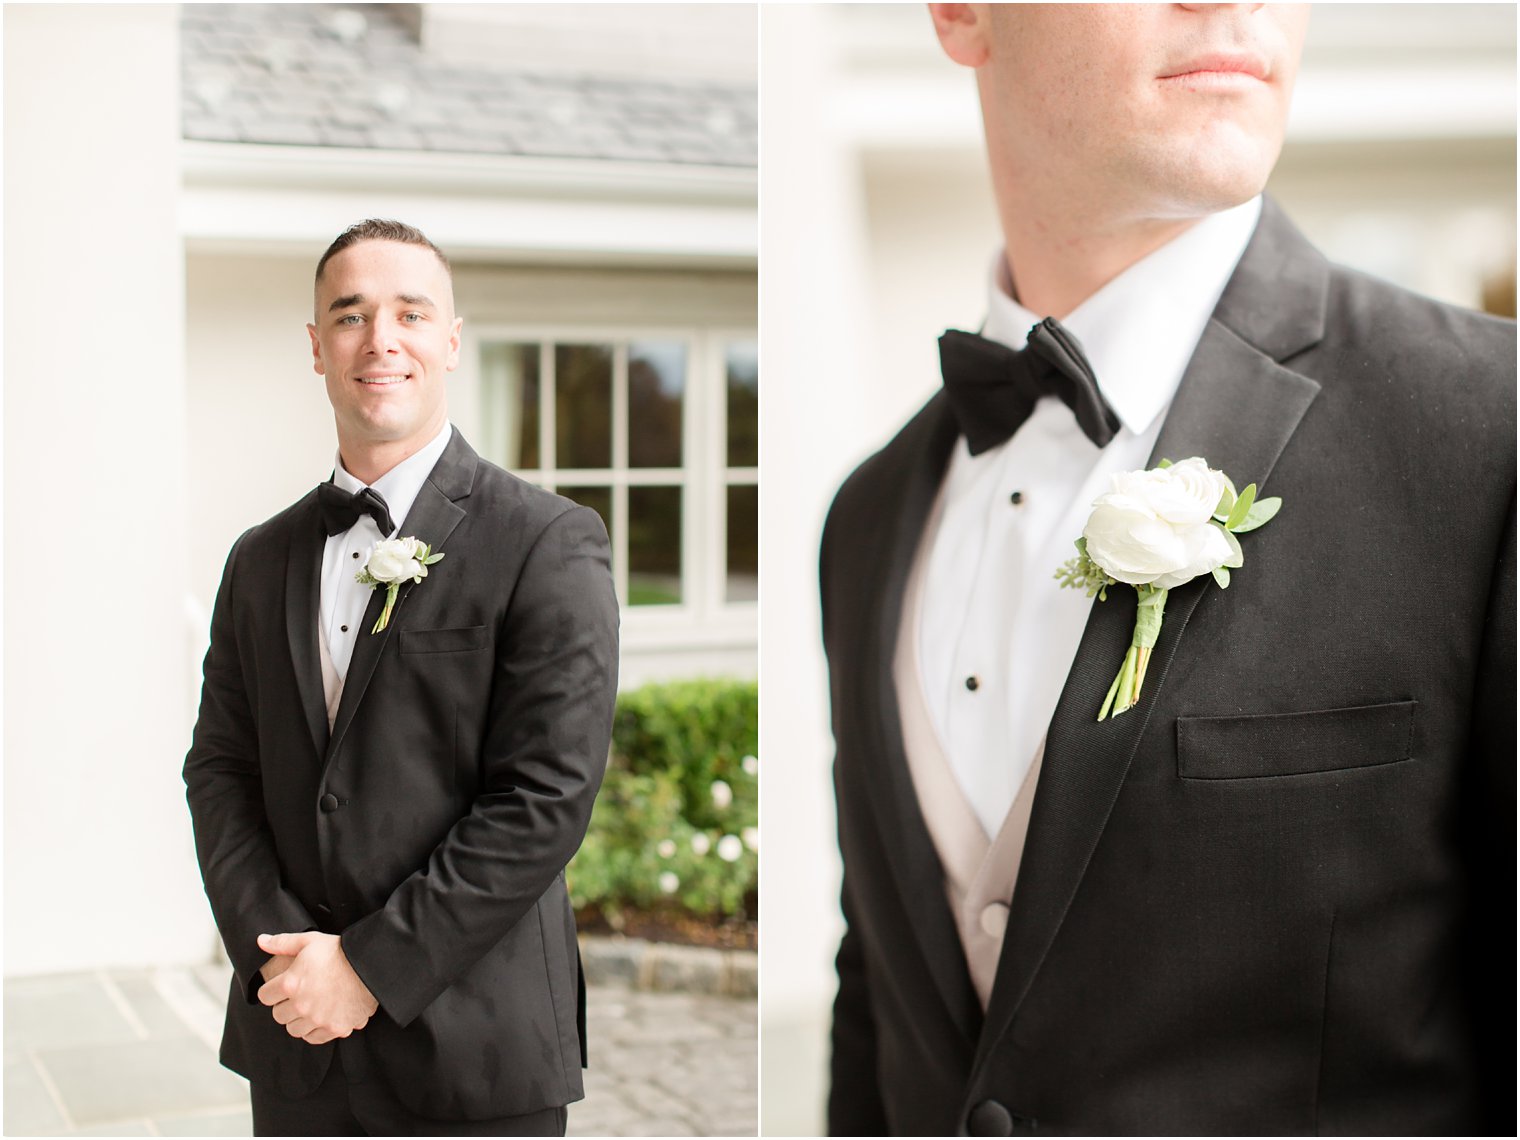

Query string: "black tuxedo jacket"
[184, 429, 619, 1121]
[820, 200, 1515, 1136]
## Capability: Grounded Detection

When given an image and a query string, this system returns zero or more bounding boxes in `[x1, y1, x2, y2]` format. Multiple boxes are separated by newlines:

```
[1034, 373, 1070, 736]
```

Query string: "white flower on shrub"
[691, 833, 712, 856]
[742, 755, 758, 776]
[656, 839, 676, 858]
[658, 871, 679, 894]
[742, 827, 759, 852]
[717, 834, 743, 862]
[711, 780, 733, 809]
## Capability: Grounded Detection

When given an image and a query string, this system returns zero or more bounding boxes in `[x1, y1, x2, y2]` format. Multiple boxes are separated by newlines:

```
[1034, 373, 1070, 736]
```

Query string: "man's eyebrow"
[326, 292, 437, 313]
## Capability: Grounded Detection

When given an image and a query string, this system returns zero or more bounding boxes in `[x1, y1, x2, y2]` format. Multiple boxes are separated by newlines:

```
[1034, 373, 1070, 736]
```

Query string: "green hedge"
[569, 678, 758, 926]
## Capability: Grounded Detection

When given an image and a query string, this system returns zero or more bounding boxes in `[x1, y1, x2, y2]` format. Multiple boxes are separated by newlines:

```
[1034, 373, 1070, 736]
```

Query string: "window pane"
[726, 484, 757, 603]
[628, 486, 682, 606]
[726, 340, 758, 467]
[556, 344, 612, 468]
[628, 341, 685, 468]
[479, 342, 540, 469]
[558, 485, 612, 543]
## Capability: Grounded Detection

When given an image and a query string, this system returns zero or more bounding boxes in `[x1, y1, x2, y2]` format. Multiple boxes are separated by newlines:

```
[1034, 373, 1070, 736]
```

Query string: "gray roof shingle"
[180, 4, 756, 168]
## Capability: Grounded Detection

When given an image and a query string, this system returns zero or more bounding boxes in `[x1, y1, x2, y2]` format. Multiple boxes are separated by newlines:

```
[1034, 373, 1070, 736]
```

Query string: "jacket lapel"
[973, 198, 1329, 1063]
[323, 431, 476, 768]
[284, 493, 329, 763]
[855, 393, 985, 1042]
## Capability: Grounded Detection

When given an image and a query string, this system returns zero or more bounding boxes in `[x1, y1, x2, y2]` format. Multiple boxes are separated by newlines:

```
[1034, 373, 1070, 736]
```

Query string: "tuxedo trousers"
[250, 1044, 568, 1137]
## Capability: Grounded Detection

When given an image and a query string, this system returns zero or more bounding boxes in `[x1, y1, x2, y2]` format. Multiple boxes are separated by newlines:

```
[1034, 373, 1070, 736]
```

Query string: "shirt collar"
[331, 421, 453, 535]
[981, 195, 1262, 437]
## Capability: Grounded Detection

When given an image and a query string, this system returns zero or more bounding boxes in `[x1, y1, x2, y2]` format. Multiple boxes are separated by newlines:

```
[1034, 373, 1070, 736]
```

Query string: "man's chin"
[1144, 162, 1273, 222]
[339, 416, 418, 448]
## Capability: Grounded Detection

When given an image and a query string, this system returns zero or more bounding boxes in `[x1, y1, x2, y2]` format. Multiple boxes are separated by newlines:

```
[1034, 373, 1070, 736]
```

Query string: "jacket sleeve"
[1461, 489, 1515, 1134]
[828, 868, 890, 1136]
[820, 491, 891, 1136]
[338, 505, 619, 1026]
[183, 531, 318, 1003]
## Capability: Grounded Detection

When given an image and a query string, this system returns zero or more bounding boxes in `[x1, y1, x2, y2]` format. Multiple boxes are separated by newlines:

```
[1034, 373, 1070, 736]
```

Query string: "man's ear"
[307, 323, 325, 376]
[928, 3, 991, 68]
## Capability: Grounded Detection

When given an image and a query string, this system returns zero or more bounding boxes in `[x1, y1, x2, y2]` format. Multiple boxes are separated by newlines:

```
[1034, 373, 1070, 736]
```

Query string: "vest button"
[319, 793, 339, 813]
[979, 901, 1010, 938]
[968, 1099, 1015, 1136]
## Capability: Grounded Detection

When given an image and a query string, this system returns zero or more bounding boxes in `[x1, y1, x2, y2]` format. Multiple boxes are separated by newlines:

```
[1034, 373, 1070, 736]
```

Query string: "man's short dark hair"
[315, 219, 451, 283]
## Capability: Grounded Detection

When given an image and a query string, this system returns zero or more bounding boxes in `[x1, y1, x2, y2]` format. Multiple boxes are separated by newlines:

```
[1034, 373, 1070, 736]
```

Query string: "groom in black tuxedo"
[822, 6, 1513, 1136]
[184, 220, 618, 1135]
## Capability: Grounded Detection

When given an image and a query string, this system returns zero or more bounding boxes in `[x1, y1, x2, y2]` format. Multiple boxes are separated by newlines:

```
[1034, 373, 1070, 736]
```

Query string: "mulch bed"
[576, 906, 757, 951]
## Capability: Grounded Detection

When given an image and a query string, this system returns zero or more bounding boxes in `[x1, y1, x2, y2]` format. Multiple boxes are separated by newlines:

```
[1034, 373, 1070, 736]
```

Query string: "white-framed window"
[472, 325, 757, 646]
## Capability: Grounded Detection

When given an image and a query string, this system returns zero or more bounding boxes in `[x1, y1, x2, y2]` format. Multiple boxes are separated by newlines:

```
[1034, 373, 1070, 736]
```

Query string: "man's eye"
[402, 312, 423, 323]
[338, 314, 363, 326]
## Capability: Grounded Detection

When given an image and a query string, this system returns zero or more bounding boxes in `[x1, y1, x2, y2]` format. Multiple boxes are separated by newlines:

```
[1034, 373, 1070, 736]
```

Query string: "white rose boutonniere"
[1055, 457, 1282, 720]
[355, 536, 445, 633]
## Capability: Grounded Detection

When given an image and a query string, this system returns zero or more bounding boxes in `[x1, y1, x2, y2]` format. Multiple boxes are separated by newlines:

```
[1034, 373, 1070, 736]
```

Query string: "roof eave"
[180, 139, 757, 204]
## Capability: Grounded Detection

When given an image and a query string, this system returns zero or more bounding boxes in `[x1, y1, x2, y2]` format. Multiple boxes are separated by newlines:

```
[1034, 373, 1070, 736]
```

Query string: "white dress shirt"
[320, 421, 454, 689]
[918, 197, 1262, 838]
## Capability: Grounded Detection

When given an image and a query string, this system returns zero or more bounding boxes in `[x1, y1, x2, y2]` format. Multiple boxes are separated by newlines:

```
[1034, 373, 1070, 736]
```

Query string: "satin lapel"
[284, 493, 328, 763]
[323, 442, 472, 769]
[973, 317, 1323, 1067]
[855, 394, 984, 1041]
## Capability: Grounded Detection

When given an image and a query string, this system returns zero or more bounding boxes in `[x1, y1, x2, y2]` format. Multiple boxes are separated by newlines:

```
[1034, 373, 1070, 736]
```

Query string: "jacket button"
[319, 793, 339, 813]
[968, 1099, 1014, 1136]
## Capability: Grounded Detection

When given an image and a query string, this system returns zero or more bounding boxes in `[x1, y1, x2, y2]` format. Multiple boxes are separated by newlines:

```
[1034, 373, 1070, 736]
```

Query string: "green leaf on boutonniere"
[1156, 457, 1173, 469]
[1216, 525, 1245, 569]
[1213, 474, 1242, 522]
[1212, 565, 1231, 589]
[1053, 535, 1115, 600]
[1231, 496, 1281, 534]
[1225, 483, 1257, 530]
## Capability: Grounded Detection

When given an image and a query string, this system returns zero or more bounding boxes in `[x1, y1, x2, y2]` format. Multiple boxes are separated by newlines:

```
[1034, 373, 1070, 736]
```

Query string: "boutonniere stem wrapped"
[1055, 457, 1281, 721]
[355, 537, 444, 633]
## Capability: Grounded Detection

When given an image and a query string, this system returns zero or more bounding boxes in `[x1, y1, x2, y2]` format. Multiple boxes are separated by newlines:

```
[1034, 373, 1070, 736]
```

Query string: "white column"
[757, 6, 878, 1135]
[4, 5, 212, 974]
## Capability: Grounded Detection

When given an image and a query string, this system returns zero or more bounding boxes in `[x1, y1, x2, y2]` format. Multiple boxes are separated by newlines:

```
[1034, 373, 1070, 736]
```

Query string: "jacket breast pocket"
[398, 624, 488, 655]
[1176, 700, 1416, 780]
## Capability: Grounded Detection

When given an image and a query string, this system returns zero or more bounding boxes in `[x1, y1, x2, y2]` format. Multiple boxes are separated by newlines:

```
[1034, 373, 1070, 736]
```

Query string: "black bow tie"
[939, 318, 1121, 454]
[317, 481, 395, 537]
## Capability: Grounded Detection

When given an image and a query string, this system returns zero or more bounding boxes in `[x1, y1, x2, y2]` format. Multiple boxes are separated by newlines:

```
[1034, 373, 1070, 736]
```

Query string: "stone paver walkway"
[4, 965, 756, 1136]
[575, 989, 757, 1137]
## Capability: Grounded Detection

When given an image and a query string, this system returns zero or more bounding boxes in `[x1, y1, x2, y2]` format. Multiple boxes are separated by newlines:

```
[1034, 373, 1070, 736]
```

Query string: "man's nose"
[364, 317, 400, 353]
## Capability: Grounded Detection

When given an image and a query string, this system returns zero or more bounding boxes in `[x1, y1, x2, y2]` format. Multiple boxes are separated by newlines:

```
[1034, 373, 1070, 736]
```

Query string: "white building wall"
[185, 254, 337, 621]
[3, 6, 209, 976]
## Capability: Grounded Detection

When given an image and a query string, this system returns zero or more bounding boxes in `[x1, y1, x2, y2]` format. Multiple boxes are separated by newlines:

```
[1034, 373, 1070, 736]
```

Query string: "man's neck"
[337, 418, 447, 487]
[996, 202, 1204, 319]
